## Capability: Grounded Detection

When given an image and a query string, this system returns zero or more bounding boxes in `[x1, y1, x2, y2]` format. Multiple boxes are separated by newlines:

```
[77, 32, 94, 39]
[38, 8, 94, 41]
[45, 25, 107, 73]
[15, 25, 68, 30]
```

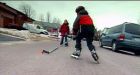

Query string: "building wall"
[15, 14, 24, 27]
[0, 14, 3, 27]
[0, 7, 15, 27]
[0, 3, 17, 14]
[0, 2, 34, 29]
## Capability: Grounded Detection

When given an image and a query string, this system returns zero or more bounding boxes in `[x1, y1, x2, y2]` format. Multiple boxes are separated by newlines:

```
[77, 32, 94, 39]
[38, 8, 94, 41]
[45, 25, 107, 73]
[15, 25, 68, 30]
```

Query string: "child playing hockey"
[71, 6, 99, 62]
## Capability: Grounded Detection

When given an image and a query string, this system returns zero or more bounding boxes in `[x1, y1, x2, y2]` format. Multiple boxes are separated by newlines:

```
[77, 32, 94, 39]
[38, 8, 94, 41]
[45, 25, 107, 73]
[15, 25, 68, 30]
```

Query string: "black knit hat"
[75, 6, 85, 13]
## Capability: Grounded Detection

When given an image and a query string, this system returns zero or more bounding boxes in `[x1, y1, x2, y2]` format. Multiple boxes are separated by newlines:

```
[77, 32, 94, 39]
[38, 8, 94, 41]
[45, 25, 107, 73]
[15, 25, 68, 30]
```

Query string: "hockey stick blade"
[42, 39, 72, 54]
[42, 47, 58, 54]
[42, 50, 50, 54]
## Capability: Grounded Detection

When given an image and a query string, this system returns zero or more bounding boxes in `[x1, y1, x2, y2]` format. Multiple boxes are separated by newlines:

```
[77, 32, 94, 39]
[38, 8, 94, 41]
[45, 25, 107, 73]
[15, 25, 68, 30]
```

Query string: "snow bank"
[0, 28, 50, 40]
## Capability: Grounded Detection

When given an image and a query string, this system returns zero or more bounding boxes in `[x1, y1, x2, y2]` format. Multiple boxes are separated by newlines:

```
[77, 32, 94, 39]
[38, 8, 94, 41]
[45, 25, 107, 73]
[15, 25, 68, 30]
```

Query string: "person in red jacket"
[71, 6, 97, 59]
[59, 19, 70, 46]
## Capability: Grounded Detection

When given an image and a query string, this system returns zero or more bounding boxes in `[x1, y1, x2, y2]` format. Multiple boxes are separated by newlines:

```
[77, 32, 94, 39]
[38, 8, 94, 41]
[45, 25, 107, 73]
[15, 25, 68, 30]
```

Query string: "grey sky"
[1, 1, 140, 30]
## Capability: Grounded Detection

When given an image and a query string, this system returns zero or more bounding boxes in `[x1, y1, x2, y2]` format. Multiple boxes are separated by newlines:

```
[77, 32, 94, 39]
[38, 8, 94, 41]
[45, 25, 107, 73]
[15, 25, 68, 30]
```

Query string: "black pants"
[75, 25, 95, 51]
[60, 35, 68, 46]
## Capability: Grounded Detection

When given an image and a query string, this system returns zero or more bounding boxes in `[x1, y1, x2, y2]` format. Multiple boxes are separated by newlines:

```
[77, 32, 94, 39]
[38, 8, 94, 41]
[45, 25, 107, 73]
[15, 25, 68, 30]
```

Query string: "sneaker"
[71, 50, 81, 59]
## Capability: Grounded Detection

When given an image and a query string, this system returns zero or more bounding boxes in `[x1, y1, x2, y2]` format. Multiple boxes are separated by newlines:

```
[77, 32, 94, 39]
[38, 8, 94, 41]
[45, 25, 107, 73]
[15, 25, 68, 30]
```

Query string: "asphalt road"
[0, 40, 140, 75]
[0, 33, 24, 42]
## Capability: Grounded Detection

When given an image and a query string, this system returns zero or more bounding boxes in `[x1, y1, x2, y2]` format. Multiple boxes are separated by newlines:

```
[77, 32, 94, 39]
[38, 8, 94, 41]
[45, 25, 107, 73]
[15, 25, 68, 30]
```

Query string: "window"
[125, 23, 140, 35]
[102, 28, 110, 34]
[108, 25, 122, 34]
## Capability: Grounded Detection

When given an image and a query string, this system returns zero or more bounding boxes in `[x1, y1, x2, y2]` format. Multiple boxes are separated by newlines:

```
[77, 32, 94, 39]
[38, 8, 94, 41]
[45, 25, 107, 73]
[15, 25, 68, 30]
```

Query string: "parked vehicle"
[23, 23, 49, 35]
[99, 28, 110, 38]
[99, 22, 140, 55]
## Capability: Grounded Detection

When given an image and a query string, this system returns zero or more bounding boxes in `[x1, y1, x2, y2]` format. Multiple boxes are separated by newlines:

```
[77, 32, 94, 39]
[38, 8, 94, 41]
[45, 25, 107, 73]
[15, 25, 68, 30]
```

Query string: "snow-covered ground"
[0, 28, 50, 41]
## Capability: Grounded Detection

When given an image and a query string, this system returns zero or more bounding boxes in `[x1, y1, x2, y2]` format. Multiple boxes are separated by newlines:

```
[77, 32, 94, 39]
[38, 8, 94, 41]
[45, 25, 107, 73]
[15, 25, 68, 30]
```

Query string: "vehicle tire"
[99, 41, 103, 47]
[134, 51, 140, 55]
[112, 42, 118, 52]
[40, 32, 44, 34]
[44, 32, 48, 35]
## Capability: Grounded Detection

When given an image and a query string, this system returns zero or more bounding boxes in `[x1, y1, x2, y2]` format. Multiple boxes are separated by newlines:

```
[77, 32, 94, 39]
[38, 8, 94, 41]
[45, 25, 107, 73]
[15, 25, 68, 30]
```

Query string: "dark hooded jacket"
[72, 9, 95, 35]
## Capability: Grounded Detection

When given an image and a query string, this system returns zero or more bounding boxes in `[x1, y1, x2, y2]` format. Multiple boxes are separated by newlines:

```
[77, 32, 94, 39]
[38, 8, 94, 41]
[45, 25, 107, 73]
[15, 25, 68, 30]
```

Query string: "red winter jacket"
[59, 23, 70, 36]
[79, 15, 93, 25]
[72, 9, 95, 35]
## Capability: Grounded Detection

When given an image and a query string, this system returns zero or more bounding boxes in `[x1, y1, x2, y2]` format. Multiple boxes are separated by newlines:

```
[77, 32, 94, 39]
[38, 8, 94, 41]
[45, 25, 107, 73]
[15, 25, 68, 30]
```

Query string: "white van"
[23, 23, 49, 35]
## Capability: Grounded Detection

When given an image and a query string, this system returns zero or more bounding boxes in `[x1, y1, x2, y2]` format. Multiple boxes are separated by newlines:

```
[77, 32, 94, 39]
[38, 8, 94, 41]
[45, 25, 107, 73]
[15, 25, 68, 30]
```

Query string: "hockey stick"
[42, 38, 73, 54]
[42, 45, 62, 54]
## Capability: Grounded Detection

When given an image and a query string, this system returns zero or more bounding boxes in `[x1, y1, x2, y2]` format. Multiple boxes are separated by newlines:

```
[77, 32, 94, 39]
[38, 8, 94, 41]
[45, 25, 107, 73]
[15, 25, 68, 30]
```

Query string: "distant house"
[0, 2, 34, 30]
[33, 21, 60, 36]
[33, 21, 60, 32]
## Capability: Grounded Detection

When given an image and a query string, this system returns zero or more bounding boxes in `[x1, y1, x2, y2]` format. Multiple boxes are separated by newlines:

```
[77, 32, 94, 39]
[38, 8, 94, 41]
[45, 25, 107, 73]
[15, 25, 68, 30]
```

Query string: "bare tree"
[56, 18, 61, 25]
[39, 14, 45, 23]
[93, 28, 101, 41]
[52, 17, 61, 24]
[38, 14, 45, 27]
[52, 17, 57, 23]
[46, 12, 51, 23]
[19, 3, 35, 18]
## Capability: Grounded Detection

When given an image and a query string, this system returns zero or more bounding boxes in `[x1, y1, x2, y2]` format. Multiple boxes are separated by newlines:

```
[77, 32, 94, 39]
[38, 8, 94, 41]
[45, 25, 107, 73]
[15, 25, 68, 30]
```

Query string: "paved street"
[0, 33, 24, 42]
[0, 40, 140, 75]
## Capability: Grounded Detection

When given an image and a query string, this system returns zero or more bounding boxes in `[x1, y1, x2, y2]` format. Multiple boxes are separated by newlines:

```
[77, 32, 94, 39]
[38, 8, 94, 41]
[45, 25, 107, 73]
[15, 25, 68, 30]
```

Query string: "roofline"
[0, 2, 35, 21]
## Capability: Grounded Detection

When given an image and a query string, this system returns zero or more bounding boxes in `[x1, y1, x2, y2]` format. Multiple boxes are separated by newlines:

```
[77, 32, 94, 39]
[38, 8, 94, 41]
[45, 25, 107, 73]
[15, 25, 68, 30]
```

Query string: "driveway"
[0, 33, 24, 42]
